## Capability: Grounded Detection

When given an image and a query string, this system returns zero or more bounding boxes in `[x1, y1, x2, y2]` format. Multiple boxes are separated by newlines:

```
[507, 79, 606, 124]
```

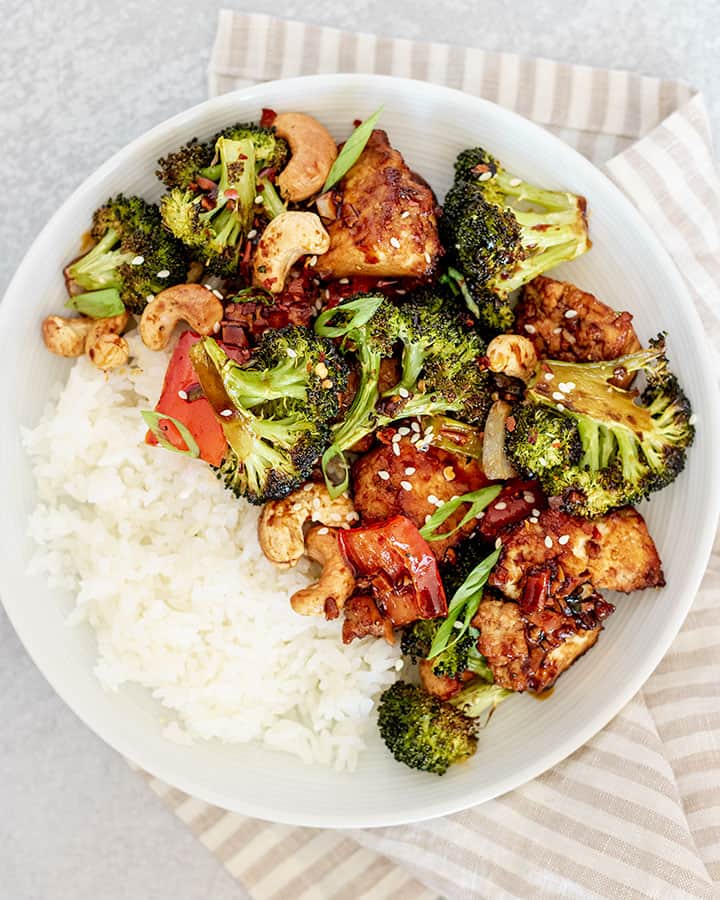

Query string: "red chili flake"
[260, 107, 277, 127]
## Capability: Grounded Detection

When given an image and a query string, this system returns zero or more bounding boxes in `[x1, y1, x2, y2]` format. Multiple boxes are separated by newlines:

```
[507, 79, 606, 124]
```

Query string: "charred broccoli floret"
[315, 290, 491, 495]
[401, 621, 493, 681]
[160, 136, 258, 276]
[189, 335, 337, 504]
[441, 147, 590, 332]
[156, 123, 289, 190]
[505, 336, 695, 516]
[65, 195, 188, 314]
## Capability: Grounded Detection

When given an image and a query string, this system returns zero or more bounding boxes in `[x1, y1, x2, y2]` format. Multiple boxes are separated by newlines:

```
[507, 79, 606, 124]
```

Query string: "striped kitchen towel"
[143, 11, 720, 900]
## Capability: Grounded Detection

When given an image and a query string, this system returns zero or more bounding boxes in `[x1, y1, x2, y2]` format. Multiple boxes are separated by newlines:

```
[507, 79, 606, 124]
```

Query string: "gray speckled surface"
[1, 3, 718, 897]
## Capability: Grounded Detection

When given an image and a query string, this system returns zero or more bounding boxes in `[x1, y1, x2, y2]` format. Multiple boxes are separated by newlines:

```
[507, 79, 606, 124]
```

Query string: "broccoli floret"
[315, 290, 492, 495]
[401, 621, 492, 681]
[65, 195, 188, 314]
[204, 325, 348, 418]
[156, 123, 289, 190]
[441, 147, 590, 332]
[377, 681, 478, 775]
[189, 336, 333, 504]
[505, 336, 695, 516]
[161, 137, 257, 276]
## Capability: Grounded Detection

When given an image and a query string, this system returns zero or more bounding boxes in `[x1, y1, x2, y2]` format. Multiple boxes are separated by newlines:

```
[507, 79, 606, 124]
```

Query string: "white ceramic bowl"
[2, 74, 719, 829]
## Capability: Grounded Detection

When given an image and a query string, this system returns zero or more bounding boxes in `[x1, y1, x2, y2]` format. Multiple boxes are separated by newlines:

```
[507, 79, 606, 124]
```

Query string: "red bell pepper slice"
[339, 515, 447, 626]
[479, 479, 546, 539]
[145, 331, 227, 465]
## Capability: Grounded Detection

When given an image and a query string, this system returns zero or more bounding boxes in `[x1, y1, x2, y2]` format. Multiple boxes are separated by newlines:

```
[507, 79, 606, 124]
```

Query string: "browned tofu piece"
[489, 506, 665, 600]
[341, 593, 393, 644]
[516, 276, 641, 387]
[315, 130, 442, 280]
[473, 597, 603, 693]
[351, 432, 487, 560]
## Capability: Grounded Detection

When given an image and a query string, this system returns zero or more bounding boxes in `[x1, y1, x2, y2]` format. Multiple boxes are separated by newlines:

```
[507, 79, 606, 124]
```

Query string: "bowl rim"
[2, 72, 719, 828]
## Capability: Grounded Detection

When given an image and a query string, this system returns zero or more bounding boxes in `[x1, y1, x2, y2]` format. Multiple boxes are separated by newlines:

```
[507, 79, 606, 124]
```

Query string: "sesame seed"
[564, 309, 578, 318]
[324, 289, 331, 300]
[544, 536, 553, 548]
[395, 289, 407, 295]
[378, 470, 390, 480]
[291, 502, 302, 511]
[523, 492, 535, 503]
[131, 255, 144, 266]
[428, 494, 443, 507]
[247, 229, 258, 239]
[212, 321, 221, 333]
[509, 177, 522, 187]
[312, 498, 322, 512]
[532, 508, 541, 517]
[544, 372, 554, 381]
[156, 269, 170, 279]
[401, 211, 411, 219]
[212, 288, 224, 299]
[524, 324, 536, 334]
[398, 387, 410, 399]
[475, 510, 485, 520]
[559, 381, 575, 393]
[405, 466, 416, 476]
[689, 413, 698, 425]
[220, 409, 233, 417]
[394, 658, 404, 671]
[479, 171, 493, 182]
[424, 252, 432, 264]
[308, 255, 317, 266]
[552, 391, 565, 401]
[303, 482, 314, 491]
[177, 389, 188, 400]
[443, 466, 456, 482]
[390, 237, 401, 249]
[529, 516, 538, 524]
[254, 195, 264, 204]
[392, 433, 402, 443]
[204, 283, 214, 290]
[558, 534, 570, 545]
[317, 526, 329, 535]
[392, 442, 401, 456]
[400, 480, 412, 492]
[495, 501, 507, 510]
[450, 495, 460, 502]
[556, 403, 565, 412]
[495, 537, 502, 549]
[286, 348, 297, 358]
[145, 294, 155, 304]
[398, 427, 410, 436]
[553, 326, 563, 334]
[339, 277, 350, 284]
[425, 513, 432, 524]
[411, 421, 421, 433]
[346, 511, 359, 522]
[410, 433, 420, 444]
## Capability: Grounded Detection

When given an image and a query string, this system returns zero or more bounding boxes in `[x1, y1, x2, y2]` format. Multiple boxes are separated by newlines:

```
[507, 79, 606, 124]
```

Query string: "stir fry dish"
[41, 107, 695, 775]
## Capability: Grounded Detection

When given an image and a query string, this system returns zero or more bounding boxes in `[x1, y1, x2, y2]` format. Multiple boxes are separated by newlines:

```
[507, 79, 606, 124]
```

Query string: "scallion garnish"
[141, 410, 200, 458]
[419, 485, 502, 542]
[321, 106, 384, 193]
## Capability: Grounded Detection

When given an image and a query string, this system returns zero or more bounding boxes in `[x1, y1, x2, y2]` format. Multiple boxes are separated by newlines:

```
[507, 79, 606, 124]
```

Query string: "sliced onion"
[315, 190, 339, 222]
[482, 400, 517, 480]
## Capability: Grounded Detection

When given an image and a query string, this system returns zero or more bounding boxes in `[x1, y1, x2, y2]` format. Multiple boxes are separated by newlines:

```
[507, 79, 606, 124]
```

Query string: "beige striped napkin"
[143, 12, 720, 899]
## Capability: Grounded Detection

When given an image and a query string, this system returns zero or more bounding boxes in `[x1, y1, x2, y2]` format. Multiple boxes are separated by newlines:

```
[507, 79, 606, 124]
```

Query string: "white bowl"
[1, 74, 719, 829]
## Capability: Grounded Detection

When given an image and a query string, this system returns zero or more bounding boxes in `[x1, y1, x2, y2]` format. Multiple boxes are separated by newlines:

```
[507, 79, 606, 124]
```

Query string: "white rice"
[24, 331, 400, 770]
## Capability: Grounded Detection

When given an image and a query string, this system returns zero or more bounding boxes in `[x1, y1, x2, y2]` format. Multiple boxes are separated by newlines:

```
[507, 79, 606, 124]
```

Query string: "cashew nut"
[290, 526, 356, 618]
[487, 334, 538, 382]
[42, 315, 93, 357]
[273, 112, 338, 202]
[258, 482, 357, 567]
[85, 312, 130, 370]
[139, 284, 223, 351]
[252, 212, 330, 294]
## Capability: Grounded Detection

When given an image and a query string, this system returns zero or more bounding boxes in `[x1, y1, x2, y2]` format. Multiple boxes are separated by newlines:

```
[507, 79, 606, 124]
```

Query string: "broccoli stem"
[203, 337, 307, 408]
[497, 239, 587, 295]
[66, 228, 133, 290]
[492, 171, 578, 213]
[258, 177, 286, 220]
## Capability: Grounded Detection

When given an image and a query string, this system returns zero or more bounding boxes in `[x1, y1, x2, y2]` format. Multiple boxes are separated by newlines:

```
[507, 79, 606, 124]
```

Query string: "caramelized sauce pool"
[532, 687, 555, 702]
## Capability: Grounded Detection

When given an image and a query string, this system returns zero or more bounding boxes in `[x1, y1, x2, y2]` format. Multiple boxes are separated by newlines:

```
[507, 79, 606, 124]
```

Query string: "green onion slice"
[419, 485, 502, 542]
[141, 410, 200, 458]
[321, 106, 384, 193]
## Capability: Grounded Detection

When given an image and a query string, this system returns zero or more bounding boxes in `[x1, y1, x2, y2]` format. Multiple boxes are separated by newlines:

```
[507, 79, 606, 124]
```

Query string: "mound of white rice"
[24, 331, 401, 770]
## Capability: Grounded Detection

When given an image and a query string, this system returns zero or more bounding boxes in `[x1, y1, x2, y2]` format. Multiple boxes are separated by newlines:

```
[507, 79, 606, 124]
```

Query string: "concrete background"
[2, 1, 719, 897]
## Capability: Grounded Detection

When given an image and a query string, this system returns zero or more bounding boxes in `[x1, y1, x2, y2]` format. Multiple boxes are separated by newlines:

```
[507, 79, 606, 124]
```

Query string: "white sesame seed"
[398, 427, 410, 436]
[495, 537, 502, 549]
[425, 514, 432, 524]
[564, 309, 578, 318]
[212, 288, 224, 300]
[424, 251, 432, 264]
[544, 535, 553, 548]
[390, 237, 401, 249]
[411, 421, 421, 433]
[254, 195, 264, 204]
[177, 389, 188, 400]
[145, 294, 155, 304]
[401, 210, 411, 219]
[529, 516, 539, 524]
[450, 494, 460, 502]
[212, 321, 221, 333]
[398, 387, 410, 399]
[303, 482, 314, 491]
[509, 177, 522, 187]
[204, 283, 213, 290]
[400, 480, 412, 492]
[330, 512, 342, 523]
[544, 372, 554, 381]
[405, 467, 416, 476]
[689, 414, 698, 426]
[131, 255, 144, 266]
[346, 511, 359, 522]
[494, 501, 507, 510]
[247, 229, 258, 239]
[392, 432, 402, 443]
[394, 658, 404, 671]
[286, 348, 297, 358]
[305, 255, 317, 268]
[479, 171, 493, 182]
[532, 508, 541, 517]
[317, 526, 329, 535]
[553, 326, 563, 334]
[556, 403, 565, 412]
[559, 381, 575, 393]
[558, 534, 570, 545]
[220, 409, 233, 417]
[410, 433, 420, 444]
[523, 324, 536, 334]
[291, 502, 302, 511]
[339, 278, 350, 284]
[475, 510, 485, 520]
[378, 470, 390, 480]
[324, 289, 331, 300]
[552, 391, 565, 401]
[156, 269, 170, 279]
[395, 289, 407, 295]
[392, 442, 401, 456]
[312, 497, 321, 510]
[428, 494, 442, 507]
[523, 492, 535, 504]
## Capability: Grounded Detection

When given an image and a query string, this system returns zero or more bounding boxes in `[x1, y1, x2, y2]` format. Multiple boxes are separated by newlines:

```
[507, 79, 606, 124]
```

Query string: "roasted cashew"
[42, 315, 93, 357]
[487, 334, 538, 382]
[252, 212, 330, 294]
[139, 284, 223, 351]
[290, 526, 356, 618]
[273, 112, 338, 202]
[258, 482, 357, 567]
[85, 312, 130, 370]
